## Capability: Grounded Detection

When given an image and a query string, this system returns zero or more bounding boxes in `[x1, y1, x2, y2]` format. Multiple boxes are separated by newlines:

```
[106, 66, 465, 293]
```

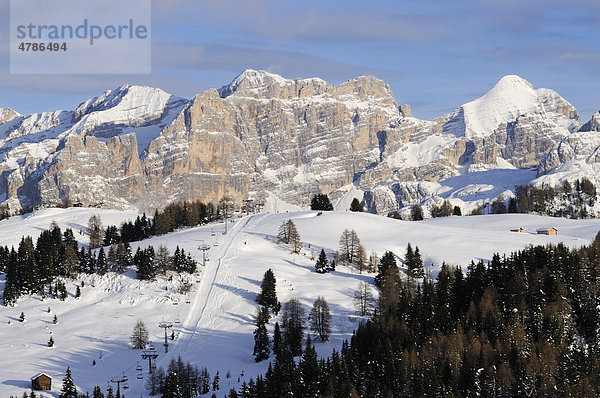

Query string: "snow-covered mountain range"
[0, 70, 598, 214]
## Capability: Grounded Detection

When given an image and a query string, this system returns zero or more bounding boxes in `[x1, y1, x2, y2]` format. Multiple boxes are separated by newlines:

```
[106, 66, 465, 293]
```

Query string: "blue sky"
[1, 0, 600, 120]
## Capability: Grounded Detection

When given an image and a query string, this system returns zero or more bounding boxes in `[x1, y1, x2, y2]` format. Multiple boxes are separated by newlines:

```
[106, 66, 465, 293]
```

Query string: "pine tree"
[300, 336, 319, 397]
[162, 371, 183, 398]
[212, 371, 220, 392]
[75, 286, 81, 298]
[253, 307, 270, 362]
[53, 315, 58, 324]
[92, 385, 104, 398]
[48, 335, 54, 347]
[349, 198, 363, 212]
[353, 281, 373, 316]
[508, 197, 518, 213]
[88, 215, 104, 250]
[309, 296, 332, 341]
[96, 247, 108, 275]
[375, 251, 397, 287]
[282, 298, 306, 356]
[113, 242, 130, 273]
[338, 229, 362, 264]
[156, 245, 172, 274]
[277, 219, 302, 253]
[273, 322, 283, 358]
[130, 319, 149, 349]
[310, 194, 333, 211]
[62, 244, 79, 279]
[256, 269, 280, 315]
[411, 204, 424, 221]
[315, 249, 329, 273]
[19, 312, 25, 322]
[59, 367, 77, 398]
[407, 245, 424, 278]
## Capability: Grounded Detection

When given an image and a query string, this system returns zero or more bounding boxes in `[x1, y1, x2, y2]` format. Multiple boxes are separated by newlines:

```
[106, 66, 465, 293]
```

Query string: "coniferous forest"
[232, 237, 600, 397]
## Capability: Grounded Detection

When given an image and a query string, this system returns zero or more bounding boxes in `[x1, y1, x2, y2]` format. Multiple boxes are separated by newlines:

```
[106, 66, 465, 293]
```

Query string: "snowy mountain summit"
[0, 71, 598, 214]
[444, 75, 579, 139]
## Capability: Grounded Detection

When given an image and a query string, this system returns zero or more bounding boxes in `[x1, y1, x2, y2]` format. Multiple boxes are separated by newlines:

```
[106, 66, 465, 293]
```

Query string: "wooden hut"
[31, 373, 52, 390]
[537, 227, 558, 235]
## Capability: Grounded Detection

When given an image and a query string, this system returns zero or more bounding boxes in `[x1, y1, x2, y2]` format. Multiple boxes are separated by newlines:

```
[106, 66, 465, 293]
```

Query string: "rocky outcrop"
[580, 111, 600, 132]
[0, 70, 594, 214]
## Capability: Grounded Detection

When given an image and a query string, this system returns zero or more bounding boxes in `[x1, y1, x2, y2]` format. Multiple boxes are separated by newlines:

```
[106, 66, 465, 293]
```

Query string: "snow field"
[1, 208, 600, 396]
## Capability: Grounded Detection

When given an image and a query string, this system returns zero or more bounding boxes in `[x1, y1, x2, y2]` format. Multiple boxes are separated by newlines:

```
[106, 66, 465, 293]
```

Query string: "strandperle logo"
[15, 19, 149, 45]
[10, 0, 151, 74]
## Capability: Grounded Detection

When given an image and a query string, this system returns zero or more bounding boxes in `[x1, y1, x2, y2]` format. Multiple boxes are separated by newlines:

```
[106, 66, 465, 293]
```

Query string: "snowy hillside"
[1, 208, 600, 397]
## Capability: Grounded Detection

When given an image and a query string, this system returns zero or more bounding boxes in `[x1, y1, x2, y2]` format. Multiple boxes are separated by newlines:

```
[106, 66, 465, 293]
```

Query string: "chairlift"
[122, 383, 129, 390]
[148, 344, 156, 350]
[185, 298, 191, 304]
[175, 315, 180, 324]
[137, 373, 143, 380]
[136, 362, 142, 372]
[173, 300, 179, 306]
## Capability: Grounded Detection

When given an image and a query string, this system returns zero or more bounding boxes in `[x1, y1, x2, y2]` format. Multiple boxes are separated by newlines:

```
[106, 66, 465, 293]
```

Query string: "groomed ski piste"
[2, 207, 600, 397]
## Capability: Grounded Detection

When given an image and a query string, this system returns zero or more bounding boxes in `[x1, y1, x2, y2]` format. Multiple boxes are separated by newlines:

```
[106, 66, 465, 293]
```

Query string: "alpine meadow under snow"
[1, 207, 600, 397]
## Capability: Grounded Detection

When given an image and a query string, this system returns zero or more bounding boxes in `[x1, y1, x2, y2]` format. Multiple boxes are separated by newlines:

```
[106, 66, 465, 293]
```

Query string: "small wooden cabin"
[31, 373, 52, 390]
[537, 227, 558, 235]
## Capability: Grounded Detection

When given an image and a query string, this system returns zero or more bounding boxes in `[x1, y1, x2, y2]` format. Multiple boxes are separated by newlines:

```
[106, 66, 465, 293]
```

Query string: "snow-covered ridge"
[74, 84, 187, 125]
[0, 107, 20, 123]
[443, 75, 579, 138]
[0, 70, 598, 215]
[218, 68, 329, 99]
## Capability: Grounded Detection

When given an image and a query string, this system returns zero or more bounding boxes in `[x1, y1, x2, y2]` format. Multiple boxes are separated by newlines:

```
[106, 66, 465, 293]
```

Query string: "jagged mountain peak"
[580, 111, 600, 132]
[74, 84, 183, 121]
[219, 69, 294, 97]
[218, 69, 329, 99]
[0, 107, 20, 124]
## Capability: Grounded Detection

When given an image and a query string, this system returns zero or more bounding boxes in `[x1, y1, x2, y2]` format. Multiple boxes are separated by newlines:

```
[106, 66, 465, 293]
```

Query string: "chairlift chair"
[175, 315, 180, 324]
[136, 362, 142, 372]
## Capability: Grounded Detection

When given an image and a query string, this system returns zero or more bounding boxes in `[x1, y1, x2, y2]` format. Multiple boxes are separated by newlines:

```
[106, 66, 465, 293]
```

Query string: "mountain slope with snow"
[1, 208, 600, 397]
[443, 75, 579, 139]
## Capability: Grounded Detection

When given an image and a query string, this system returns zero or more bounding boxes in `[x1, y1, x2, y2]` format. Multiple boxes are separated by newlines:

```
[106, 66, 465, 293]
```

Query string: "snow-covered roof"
[30, 373, 52, 380]
[536, 227, 557, 231]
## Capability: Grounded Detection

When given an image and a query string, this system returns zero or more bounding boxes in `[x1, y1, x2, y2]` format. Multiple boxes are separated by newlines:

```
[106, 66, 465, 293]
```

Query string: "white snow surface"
[1, 208, 600, 397]
[446, 75, 576, 138]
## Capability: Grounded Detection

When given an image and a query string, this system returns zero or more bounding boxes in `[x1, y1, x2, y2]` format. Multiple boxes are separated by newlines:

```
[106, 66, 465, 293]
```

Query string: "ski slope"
[1, 208, 600, 397]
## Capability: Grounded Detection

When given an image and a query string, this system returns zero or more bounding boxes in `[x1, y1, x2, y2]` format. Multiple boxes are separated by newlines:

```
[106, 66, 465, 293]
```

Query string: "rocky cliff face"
[0, 71, 595, 214]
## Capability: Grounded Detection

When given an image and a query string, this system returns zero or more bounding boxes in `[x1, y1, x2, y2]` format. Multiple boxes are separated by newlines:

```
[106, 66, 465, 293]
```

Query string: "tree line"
[234, 237, 600, 396]
[2, 220, 198, 305]
[103, 197, 237, 246]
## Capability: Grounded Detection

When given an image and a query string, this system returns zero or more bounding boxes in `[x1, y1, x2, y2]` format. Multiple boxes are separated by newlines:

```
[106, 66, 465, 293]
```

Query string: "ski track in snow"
[176, 215, 252, 358]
